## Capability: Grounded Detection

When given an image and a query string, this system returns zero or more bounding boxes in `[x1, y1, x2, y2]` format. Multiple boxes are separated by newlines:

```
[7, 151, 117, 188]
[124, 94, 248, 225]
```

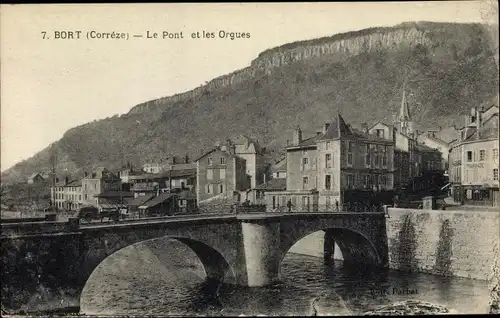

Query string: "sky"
[0, 2, 496, 171]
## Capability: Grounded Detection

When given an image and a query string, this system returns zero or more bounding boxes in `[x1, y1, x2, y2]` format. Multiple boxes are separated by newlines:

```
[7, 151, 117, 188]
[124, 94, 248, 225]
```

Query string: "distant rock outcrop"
[2, 21, 498, 184]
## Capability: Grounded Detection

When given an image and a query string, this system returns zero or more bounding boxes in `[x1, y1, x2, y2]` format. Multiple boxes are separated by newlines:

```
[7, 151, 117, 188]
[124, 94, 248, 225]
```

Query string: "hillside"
[2, 21, 498, 184]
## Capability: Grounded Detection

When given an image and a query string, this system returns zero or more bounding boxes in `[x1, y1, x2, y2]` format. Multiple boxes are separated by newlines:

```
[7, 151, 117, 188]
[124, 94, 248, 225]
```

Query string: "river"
[77, 236, 491, 316]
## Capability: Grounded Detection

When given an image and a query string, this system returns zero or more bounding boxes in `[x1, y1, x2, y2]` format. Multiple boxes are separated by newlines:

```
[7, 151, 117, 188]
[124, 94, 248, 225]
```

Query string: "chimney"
[361, 123, 369, 133]
[84, 171, 88, 178]
[322, 123, 330, 134]
[477, 107, 482, 140]
[65, 176, 69, 185]
[292, 126, 302, 146]
[185, 154, 189, 164]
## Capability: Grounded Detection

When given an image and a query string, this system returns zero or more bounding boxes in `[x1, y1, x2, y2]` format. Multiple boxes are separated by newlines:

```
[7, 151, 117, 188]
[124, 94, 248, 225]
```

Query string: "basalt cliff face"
[2, 21, 498, 184]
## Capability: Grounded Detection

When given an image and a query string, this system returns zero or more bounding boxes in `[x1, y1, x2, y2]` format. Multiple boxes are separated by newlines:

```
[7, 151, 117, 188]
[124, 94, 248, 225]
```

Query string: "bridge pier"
[237, 220, 281, 287]
[323, 229, 335, 265]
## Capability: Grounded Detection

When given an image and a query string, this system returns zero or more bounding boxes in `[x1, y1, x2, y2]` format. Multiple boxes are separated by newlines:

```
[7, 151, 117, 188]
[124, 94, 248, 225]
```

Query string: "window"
[381, 175, 387, 186]
[272, 196, 276, 209]
[480, 150, 486, 161]
[206, 184, 211, 194]
[326, 142, 331, 150]
[494, 149, 499, 159]
[208, 157, 213, 165]
[220, 169, 226, 179]
[303, 176, 309, 189]
[365, 144, 371, 166]
[376, 129, 385, 138]
[325, 175, 332, 190]
[84, 194, 88, 200]
[219, 184, 224, 193]
[467, 151, 473, 162]
[347, 141, 353, 152]
[325, 154, 332, 168]
[347, 174, 354, 188]
[207, 169, 213, 180]
[347, 153, 353, 166]
[220, 157, 226, 164]
[494, 169, 499, 181]
[302, 157, 309, 171]
[382, 146, 387, 166]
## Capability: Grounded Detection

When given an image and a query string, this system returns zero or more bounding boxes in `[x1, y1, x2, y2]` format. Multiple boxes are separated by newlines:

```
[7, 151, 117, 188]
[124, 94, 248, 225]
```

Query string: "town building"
[142, 163, 165, 174]
[94, 191, 134, 212]
[368, 87, 445, 190]
[449, 105, 499, 206]
[417, 131, 450, 171]
[81, 167, 122, 206]
[195, 146, 249, 206]
[27, 173, 46, 184]
[50, 178, 83, 211]
[128, 169, 196, 198]
[265, 113, 395, 212]
[228, 135, 267, 189]
[248, 157, 287, 206]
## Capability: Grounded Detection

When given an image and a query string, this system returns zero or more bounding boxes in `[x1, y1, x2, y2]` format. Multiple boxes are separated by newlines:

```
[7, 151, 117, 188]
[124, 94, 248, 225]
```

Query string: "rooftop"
[94, 191, 134, 198]
[255, 178, 287, 191]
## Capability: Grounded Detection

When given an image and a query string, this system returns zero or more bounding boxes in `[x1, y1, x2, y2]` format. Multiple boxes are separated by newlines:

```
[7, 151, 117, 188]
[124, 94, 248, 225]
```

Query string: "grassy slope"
[2, 22, 498, 184]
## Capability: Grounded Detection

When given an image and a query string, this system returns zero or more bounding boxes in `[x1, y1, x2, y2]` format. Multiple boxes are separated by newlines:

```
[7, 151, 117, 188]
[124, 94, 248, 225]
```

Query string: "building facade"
[417, 131, 450, 171]
[195, 147, 248, 205]
[266, 114, 395, 212]
[50, 179, 83, 211]
[449, 105, 499, 206]
[81, 167, 122, 206]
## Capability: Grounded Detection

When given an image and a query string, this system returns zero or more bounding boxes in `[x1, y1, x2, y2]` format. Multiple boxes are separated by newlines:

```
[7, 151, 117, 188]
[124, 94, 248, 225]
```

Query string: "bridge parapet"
[0, 220, 78, 237]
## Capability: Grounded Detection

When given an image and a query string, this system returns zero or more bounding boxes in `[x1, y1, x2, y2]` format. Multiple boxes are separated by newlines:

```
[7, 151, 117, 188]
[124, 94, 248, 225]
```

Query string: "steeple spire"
[399, 80, 411, 122]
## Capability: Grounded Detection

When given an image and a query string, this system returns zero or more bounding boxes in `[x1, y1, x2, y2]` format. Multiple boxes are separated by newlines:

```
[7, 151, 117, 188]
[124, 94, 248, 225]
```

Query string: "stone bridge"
[1, 212, 388, 312]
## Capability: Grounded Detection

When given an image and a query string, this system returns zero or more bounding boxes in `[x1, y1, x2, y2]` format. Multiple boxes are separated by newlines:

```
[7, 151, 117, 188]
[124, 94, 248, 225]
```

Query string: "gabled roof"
[368, 121, 392, 131]
[127, 194, 154, 207]
[349, 128, 394, 144]
[420, 135, 449, 147]
[416, 143, 440, 152]
[28, 173, 43, 179]
[463, 127, 499, 142]
[319, 113, 352, 141]
[95, 191, 134, 198]
[139, 193, 176, 209]
[195, 147, 236, 162]
[255, 178, 286, 191]
[270, 158, 286, 173]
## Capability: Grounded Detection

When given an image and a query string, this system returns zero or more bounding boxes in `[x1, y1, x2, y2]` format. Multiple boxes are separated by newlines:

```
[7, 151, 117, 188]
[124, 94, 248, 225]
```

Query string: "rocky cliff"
[2, 21, 498, 184]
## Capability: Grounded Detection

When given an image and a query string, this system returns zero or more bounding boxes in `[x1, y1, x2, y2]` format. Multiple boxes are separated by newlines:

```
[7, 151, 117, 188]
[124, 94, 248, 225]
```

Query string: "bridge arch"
[279, 226, 383, 276]
[80, 234, 237, 304]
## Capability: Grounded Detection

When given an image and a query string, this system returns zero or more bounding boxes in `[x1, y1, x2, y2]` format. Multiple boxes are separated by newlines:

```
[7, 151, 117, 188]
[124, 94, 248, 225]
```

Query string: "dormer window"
[208, 157, 212, 165]
[220, 157, 226, 164]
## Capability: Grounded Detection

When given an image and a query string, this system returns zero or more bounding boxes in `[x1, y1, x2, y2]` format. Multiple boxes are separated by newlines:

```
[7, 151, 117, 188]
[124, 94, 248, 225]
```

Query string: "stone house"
[265, 113, 395, 212]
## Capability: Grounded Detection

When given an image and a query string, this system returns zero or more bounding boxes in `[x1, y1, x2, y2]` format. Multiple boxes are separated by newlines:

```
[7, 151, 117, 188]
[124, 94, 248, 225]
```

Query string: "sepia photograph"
[1, 2, 499, 316]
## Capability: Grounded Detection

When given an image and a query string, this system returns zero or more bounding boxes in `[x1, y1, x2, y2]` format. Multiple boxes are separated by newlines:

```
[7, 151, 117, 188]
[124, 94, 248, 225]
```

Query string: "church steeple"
[399, 89, 411, 122]
[397, 79, 414, 136]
